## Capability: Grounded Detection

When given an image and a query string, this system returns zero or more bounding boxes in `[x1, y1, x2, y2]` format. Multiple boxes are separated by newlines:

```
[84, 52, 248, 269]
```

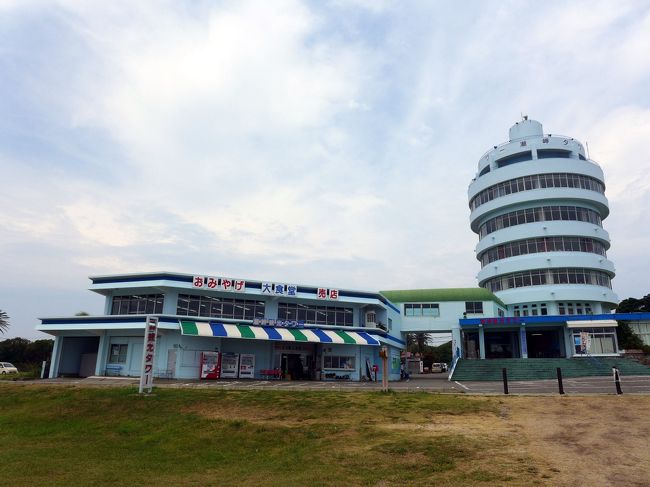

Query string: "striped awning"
[180, 321, 380, 346]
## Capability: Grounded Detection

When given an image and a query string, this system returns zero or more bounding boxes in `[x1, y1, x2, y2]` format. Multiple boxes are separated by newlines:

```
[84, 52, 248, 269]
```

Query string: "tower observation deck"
[468, 119, 618, 316]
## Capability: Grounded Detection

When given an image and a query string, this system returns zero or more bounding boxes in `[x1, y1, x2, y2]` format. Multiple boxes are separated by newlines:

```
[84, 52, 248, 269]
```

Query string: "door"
[166, 349, 177, 378]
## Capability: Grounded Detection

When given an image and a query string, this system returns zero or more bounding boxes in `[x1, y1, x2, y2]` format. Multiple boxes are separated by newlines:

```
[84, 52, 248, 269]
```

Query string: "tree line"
[0, 338, 54, 370]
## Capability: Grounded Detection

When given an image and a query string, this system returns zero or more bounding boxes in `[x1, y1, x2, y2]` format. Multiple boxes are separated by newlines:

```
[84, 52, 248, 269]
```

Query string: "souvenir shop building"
[38, 272, 405, 381]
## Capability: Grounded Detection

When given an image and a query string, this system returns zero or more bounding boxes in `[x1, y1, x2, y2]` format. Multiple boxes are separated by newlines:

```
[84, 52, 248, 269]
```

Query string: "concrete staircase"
[451, 357, 650, 381]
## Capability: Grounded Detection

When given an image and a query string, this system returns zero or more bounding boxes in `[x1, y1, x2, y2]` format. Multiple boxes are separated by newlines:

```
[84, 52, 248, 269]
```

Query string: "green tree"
[615, 296, 650, 351]
[0, 310, 9, 334]
[616, 295, 650, 313]
[406, 332, 433, 353]
[0, 337, 54, 368]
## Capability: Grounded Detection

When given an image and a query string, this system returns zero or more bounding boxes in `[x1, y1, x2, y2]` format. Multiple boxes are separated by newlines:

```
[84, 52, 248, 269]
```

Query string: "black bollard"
[613, 367, 623, 395]
[557, 367, 565, 395]
[502, 367, 509, 395]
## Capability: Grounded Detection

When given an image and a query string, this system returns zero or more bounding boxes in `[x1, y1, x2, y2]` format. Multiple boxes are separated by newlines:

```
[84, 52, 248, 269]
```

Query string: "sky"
[1, 0, 650, 340]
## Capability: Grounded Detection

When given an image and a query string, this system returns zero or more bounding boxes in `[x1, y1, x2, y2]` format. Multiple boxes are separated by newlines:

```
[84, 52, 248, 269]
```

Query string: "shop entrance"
[273, 342, 316, 380]
[485, 331, 520, 359]
[527, 329, 564, 358]
[281, 353, 309, 380]
[462, 331, 480, 359]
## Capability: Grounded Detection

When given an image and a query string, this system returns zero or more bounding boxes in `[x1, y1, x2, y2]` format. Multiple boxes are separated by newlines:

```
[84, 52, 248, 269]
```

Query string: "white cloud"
[2, 0, 650, 337]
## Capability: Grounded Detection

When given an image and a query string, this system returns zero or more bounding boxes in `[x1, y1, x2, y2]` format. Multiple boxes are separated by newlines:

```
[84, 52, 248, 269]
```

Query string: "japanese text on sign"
[317, 288, 339, 300]
[139, 316, 158, 394]
[261, 282, 298, 296]
[253, 318, 305, 328]
[193, 276, 246, 292]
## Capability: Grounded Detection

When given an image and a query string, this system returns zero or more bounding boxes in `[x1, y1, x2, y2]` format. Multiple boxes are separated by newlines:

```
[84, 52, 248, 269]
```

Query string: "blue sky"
[2, 0, 650, 339]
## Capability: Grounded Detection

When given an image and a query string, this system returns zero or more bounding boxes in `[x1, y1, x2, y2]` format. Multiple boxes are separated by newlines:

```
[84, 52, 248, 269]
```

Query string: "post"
[40, 361, 47, 379]
[502, 368, 509, 395]
[613, 367, 622, 395]
[379, 346, 389, 392]
[139, 316, 159, 394]
[556, 367, 565, 395]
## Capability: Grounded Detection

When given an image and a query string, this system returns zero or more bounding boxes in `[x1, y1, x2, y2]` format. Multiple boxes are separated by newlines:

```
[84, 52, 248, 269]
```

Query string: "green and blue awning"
[180, 321, 380, 346]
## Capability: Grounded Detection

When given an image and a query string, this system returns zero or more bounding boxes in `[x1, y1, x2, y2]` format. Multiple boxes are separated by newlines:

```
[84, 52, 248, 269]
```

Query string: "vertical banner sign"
[139, 316, 159, 394]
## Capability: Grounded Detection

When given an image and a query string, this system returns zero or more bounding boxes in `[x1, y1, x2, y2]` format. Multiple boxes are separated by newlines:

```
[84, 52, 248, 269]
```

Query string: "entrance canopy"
[180, 321, 380, 346]
[566, 319, 618, 328]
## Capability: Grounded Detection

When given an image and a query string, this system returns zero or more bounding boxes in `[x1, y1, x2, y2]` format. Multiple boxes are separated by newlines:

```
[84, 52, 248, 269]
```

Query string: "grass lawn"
[0, 384, 543, 486]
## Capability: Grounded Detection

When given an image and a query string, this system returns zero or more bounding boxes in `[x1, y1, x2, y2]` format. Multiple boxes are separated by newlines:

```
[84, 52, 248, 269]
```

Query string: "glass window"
[465, 302, 483, 314]
[323, 356, 356, 370]
[177, 294, 266, 321]
[108, 344, 128, 364]
[277, 302, 353, 326]
[111, 295, 164, 315]
[405, 303, 440, 317]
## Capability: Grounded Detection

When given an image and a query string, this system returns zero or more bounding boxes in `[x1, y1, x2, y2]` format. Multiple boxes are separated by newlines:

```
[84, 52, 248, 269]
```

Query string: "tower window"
[537, 149, 572, 159]
[495, 151, 532, 168]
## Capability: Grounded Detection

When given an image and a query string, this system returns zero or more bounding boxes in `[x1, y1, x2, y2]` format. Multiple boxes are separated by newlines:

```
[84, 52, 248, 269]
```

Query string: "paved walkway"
[8, 372, 650, 394]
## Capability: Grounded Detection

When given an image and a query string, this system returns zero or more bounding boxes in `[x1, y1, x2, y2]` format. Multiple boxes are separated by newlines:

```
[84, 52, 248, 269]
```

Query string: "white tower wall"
[468, 120, 618, 315]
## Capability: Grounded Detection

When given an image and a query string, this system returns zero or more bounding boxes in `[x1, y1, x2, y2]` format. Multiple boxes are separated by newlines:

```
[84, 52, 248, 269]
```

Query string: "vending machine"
[220, 352, 240, 379]
[239, 354, 255, 379]
[200, 351, 221, 380]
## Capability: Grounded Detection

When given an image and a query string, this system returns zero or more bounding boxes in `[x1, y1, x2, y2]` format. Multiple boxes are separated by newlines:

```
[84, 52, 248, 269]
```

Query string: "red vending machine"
[200, 351, 221, 380]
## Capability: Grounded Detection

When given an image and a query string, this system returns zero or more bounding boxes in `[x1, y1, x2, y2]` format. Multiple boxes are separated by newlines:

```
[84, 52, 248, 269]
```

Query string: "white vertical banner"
[139, 316, 159, 394]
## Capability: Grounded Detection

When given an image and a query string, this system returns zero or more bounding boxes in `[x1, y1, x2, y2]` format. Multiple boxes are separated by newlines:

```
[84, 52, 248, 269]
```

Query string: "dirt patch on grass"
[504, 396, 650, 486]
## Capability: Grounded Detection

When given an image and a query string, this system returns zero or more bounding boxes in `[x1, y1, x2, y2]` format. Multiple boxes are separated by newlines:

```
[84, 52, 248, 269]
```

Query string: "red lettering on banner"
[329, 289, 339, 300]
[193, 276, 204, 288]
[207, 277, 218, 289]
[317, 288, 327, 299]
[222, 279, 232, 290]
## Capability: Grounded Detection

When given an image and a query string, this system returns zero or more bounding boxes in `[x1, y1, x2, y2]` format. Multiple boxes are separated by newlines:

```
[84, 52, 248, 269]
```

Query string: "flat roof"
[380, 288, 506, 307]
[459, 312, 650, 327]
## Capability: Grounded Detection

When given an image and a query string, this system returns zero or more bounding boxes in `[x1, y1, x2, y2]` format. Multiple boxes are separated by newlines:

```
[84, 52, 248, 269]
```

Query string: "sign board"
[253, 318, 305, 328]
[261, 283, 298, 296]
[317, 288, 339, 300]
[139, 316, 158, 394]
[239, 354, 255, 379]
[192, 276, 246, 292]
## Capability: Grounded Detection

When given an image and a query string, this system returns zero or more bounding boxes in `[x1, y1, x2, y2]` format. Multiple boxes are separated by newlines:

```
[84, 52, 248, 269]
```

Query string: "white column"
[95, 332, 108, 376]
[451, 326, 463, 359]
[48, 335, 63, 379]
[478, 325, 486, 360]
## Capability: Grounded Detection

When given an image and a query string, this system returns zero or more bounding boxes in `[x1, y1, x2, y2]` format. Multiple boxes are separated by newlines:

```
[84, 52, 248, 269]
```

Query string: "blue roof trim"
[91, 274, 193, 284]
[459, 312, 650, 327]
[40, 315, 180, 325]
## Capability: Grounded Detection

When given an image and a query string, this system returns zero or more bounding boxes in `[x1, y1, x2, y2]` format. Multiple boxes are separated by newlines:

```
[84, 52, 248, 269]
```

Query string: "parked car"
[0, 362, 18, 374]
[431, 363, 449, 373]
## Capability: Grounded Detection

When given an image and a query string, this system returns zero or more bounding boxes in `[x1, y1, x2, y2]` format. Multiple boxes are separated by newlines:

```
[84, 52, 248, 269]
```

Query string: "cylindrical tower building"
[468, 119, 618, 317]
